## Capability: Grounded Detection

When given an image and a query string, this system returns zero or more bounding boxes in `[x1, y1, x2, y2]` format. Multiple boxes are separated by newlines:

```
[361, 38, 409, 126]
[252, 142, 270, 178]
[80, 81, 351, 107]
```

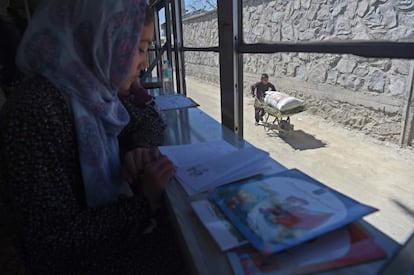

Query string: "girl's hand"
[141, 156, 176, 210]
[122, 147, 159, 183]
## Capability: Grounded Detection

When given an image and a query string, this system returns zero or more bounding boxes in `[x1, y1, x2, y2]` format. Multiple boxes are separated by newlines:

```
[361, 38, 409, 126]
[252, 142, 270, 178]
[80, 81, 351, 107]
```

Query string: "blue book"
[209, 168, 377, 254]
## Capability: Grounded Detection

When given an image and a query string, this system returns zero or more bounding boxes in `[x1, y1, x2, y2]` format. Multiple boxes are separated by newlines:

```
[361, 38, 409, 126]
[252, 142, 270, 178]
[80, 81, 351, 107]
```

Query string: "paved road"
[185, 76, 414, 245]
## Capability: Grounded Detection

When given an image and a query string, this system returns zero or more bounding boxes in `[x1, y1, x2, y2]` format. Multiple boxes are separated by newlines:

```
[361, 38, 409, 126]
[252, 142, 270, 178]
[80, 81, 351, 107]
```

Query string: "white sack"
[264, 91, 304, 112]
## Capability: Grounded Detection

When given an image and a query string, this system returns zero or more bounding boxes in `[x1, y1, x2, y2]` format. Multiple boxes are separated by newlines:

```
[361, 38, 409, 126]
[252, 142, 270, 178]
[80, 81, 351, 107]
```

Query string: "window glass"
[182, 0, 218, 47]
[184, 51, 221, 120]
[241, 55, 414, 244]
[158, 7, 168, 46]
[242, 0, 414, 43]
[243, 53, 413, 144]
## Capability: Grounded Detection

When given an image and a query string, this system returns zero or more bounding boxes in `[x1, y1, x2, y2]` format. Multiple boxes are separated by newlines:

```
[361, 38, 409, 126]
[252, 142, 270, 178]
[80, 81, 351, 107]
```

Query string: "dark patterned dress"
[0, 76, 183, 275]
[118, 88, 166, 153]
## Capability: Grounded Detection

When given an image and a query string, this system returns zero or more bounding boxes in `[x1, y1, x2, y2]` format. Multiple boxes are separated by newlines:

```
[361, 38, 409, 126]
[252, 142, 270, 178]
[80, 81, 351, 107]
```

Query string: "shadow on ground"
[392, 199, 414, 221]
[264, 127, 326, 150]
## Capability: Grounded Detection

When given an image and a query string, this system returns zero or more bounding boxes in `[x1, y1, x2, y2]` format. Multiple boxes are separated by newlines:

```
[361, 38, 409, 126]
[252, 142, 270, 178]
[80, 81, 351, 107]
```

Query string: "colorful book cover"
[227, 223, 387, 275]
[209, 168, 377, 254]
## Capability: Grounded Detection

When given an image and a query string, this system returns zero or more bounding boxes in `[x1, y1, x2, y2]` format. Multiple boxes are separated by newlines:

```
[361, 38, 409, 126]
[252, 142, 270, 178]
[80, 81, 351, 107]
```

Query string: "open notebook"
[159, 140, 272, 196]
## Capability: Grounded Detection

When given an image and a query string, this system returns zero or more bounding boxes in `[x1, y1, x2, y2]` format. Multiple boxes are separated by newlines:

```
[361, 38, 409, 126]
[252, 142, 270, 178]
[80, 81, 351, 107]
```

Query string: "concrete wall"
[182, 0, 414, 145]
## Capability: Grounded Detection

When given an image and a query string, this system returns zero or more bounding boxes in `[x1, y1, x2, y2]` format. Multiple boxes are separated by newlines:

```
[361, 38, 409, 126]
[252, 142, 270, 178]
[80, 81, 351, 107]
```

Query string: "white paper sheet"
[176, 147, 270, 192]
[160, 140, 272, 196]
[191, 200, 248, 251]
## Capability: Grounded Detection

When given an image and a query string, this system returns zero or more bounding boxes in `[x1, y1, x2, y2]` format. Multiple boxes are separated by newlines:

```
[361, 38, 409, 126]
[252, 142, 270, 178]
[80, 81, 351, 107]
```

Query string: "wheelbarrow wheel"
[279, 119, 293, 131]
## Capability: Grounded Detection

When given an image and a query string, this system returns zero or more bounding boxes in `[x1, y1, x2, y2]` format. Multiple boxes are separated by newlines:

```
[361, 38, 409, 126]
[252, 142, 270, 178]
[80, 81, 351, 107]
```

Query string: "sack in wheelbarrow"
[264, 91, 304, 112]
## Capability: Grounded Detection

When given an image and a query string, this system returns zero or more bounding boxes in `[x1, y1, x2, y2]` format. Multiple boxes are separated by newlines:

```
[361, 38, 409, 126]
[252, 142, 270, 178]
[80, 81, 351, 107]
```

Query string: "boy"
[251, 73, 276, 125]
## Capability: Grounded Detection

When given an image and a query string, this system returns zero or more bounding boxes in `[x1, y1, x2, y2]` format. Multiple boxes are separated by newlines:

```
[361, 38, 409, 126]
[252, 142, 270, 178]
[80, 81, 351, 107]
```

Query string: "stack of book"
[160, 140, 387, 274]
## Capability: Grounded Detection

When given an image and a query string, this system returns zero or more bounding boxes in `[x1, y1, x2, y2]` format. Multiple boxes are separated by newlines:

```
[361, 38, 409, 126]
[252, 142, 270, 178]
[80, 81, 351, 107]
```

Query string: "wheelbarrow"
[254, 99, 305, 134]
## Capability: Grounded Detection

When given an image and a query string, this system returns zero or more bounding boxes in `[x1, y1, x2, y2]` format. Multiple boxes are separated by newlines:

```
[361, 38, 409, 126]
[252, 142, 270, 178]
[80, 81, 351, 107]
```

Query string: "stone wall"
[182, 0, 414, 145]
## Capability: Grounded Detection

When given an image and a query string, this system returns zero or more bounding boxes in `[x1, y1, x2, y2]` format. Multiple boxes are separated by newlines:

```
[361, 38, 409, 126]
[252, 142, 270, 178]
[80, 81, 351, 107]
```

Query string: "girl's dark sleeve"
[118, 96, 166, 156]
[0, 95, 154, 271]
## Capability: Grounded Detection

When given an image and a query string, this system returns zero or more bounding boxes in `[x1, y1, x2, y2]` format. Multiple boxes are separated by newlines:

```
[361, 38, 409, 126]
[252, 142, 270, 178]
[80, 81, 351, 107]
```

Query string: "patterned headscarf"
[16, 0, 148, 207]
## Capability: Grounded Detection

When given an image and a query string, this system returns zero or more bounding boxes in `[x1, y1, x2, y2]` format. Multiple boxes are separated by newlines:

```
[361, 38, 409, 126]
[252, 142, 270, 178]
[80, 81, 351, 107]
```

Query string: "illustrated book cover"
[227, 222, 387, 274]
[209, 168, 378, 254]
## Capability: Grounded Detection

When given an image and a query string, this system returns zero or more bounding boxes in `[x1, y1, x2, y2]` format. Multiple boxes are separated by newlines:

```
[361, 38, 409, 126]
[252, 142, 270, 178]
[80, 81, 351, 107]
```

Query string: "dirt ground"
[185, 76, 414, 245]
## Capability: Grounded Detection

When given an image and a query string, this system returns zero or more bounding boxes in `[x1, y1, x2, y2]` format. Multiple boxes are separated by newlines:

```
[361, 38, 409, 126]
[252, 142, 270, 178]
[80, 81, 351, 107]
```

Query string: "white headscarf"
[16, 0, 148, 207]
